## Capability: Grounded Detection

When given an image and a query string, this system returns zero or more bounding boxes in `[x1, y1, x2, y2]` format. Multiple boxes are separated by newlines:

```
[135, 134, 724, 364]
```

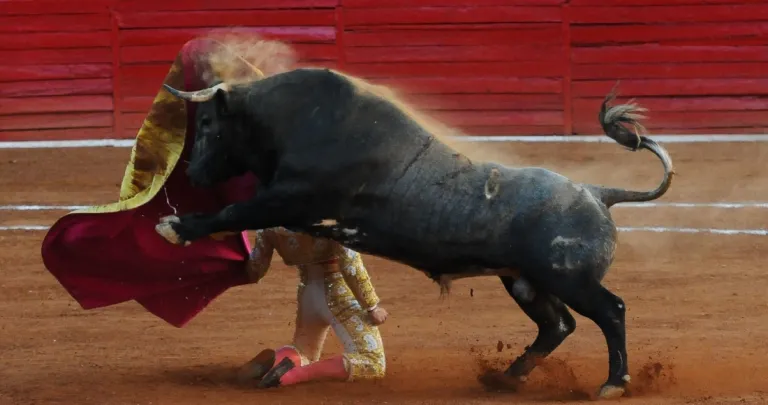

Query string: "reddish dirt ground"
[2, 142, 768, 405]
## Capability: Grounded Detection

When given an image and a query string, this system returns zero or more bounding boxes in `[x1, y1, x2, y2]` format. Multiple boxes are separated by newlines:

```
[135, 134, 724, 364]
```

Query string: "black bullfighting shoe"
[257, 357, 296, 388]
[236, 348, 276, 383]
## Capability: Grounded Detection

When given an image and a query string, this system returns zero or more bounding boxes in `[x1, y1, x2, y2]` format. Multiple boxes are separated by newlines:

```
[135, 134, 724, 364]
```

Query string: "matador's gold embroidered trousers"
[291, 263, 386, 381]
[249, 229, 386, 381]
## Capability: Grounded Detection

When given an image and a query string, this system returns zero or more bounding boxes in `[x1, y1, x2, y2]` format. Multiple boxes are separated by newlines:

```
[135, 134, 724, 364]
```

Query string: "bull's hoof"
[236, 349, 276, 384]
[155, 216, 191, 246]
[159, 215, 180, 224]
[597, 384, 626, 400]
[478, 370, 525, 392]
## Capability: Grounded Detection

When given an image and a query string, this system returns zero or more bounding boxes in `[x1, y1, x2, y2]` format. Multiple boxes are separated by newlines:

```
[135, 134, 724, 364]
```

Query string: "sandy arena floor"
[1, 141, 768, 405]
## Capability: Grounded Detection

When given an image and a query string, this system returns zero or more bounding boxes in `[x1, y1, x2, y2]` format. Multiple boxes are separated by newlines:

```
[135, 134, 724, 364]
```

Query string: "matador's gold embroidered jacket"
[247, 228, 380, 310]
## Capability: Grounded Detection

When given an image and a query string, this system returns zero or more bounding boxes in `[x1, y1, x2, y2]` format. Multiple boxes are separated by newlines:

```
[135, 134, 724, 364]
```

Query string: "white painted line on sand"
[617, 202, 768, 209]
[2, 134, 768, 149]
[451, 134, 768, 143]
[617, 226, 768, 236]
[3, 225, 768, 236]
[0, 205, 90, 211]
[1, 225, 50, 231]
[0, 140, 135, 149]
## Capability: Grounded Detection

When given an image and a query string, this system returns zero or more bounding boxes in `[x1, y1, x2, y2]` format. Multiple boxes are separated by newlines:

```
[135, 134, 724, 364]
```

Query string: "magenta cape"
[40, 39, 257, 328]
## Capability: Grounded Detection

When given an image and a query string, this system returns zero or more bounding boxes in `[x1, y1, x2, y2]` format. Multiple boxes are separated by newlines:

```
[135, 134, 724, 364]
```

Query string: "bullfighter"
[234, 227, 388, 388]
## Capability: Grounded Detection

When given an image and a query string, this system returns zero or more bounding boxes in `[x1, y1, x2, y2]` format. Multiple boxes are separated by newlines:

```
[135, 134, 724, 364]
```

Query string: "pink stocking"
[273, 346, 302, 367]
[279, 355, 349, 386]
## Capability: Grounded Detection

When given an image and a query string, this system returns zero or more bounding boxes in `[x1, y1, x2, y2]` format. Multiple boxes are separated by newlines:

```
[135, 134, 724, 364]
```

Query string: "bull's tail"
[585, 85, 675, 208]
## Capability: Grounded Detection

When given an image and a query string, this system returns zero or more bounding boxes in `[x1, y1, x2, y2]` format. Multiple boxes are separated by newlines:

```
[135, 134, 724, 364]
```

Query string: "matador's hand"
[369, 306, 389, 326]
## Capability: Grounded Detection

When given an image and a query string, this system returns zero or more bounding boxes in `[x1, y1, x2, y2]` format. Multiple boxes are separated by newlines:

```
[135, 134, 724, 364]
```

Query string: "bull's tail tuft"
[586, 84, 675, 208]
[599, 82, 648, 151]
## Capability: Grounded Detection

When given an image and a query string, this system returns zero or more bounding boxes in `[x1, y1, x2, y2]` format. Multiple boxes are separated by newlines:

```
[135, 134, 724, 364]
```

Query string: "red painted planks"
[345, 26, 562, 47]
[0, 96, 113, 115]
[572, 45, 768, 64]
[345, 22, 559, 31]
[121, 96, 155, 112]
[115, 10, 336, 29]
[462, 125, 565, 135]
[0, 14, 111, 33]
[570, 5, 768, 24]
[344, 7, 562, 27]
[295, 61, 338, 69]
[121, 64, 170, 82]
[116, 0, 336, 12]
[375, 77, 562, 95]
[405, 93, 564, 111]
[0, 79, 112, 98]
[572, 97, 768, 114]
[345, 0, 565, 7]
[670, 37, 768, 46]
[119, 79, 173, 98]
[122, 128, 142, 138]
[572, 79, 768, 98]
[0, 0, 114, 16]
[119, 27, 336, 46]
[573, 79, 768, 97]
[432, 110, 563, 126]
[571, 23, 768, 46]
[344, 61, 565, 78]
[121, 112, 149, 131]
[572, 63, 768, 80]
[345, 45, 562, 63]
[120, 43, 337, 64]
[0, 65, 112, 83]
[0, 32, 112, 50]
[0, 49, 112, 66]
[0, 112, 112, 131]
[570, 0, 767, 6]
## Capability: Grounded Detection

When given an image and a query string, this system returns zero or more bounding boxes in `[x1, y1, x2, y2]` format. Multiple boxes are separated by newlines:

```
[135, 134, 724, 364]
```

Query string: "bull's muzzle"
[163, 82, 230, 103]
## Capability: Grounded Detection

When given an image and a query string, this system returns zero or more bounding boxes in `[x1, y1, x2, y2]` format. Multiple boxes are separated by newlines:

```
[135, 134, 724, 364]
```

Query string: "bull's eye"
[200, 115, 212, 127]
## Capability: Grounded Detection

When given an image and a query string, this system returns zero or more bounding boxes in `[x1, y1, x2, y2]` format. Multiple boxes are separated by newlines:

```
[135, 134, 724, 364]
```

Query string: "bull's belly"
[304, 220, 459, 267]
[305, 206, 513, 276]
[310, 172, 522, 271]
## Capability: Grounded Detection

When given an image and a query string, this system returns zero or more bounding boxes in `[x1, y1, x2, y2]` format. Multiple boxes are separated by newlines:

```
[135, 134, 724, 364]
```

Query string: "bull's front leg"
[156, 187, 308, 246]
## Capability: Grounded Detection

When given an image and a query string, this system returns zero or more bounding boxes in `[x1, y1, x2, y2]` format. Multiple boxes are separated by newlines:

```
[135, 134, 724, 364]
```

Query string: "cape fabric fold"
[40, 39, 258, 328]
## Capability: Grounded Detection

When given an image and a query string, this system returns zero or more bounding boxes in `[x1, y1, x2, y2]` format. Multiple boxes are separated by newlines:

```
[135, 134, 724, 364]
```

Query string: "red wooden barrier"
[0, 0, 115, 140]
[0, 0, 766, 140]
[569, 2, 768, 135]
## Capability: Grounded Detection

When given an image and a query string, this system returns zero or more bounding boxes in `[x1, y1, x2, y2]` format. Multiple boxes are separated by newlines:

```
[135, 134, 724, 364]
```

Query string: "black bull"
[157, 68, 674, 399]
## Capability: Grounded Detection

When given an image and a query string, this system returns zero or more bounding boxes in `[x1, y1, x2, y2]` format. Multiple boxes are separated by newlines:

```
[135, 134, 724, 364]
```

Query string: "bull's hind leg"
[498, 276, 576, 381]
[548, 278, 629, 399]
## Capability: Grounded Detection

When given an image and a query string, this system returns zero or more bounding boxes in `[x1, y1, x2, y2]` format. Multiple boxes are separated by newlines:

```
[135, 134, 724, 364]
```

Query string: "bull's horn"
[163, 82, 230, 102]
